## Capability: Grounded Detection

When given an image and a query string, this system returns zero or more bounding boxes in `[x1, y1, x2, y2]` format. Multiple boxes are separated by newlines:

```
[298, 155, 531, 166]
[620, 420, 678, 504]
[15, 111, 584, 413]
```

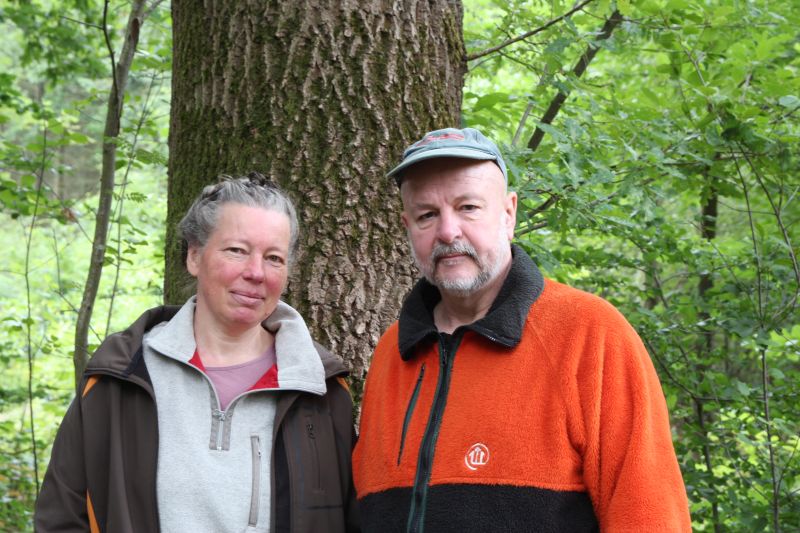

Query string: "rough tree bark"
[166, 1, 465, 385]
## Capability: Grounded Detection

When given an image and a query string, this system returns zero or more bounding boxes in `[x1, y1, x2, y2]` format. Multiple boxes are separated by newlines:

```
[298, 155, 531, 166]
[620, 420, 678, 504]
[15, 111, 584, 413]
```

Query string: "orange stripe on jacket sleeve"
[87, 491, 100, 533]
[82, 376, 100, 398]
[336, 376, 351, 395]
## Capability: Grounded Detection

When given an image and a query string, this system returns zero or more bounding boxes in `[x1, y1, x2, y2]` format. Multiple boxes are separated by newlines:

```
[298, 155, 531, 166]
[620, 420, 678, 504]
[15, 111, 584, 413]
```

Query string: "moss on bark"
[167, 0, 465, 380]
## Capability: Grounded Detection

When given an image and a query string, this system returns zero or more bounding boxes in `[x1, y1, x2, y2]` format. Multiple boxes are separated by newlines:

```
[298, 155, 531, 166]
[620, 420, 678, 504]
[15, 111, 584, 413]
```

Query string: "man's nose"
[436, 210, 462, 243]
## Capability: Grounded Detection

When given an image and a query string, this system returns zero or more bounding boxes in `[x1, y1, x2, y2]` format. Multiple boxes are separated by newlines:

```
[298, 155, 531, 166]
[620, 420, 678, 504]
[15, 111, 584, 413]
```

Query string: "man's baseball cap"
[388, 127, 508, 185]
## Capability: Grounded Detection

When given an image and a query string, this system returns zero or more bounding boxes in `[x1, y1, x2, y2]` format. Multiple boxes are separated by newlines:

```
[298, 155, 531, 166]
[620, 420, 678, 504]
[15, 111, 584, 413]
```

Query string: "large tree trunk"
[167, 1, 465, 385]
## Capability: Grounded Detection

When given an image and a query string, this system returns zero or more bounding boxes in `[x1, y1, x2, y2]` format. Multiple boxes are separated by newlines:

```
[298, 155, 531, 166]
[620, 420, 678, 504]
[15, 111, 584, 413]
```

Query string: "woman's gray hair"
[178, 172, 299, 265]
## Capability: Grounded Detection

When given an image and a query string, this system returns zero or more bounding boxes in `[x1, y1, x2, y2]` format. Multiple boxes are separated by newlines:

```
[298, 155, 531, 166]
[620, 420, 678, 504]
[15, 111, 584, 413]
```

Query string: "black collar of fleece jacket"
[398, 244, 545, 360]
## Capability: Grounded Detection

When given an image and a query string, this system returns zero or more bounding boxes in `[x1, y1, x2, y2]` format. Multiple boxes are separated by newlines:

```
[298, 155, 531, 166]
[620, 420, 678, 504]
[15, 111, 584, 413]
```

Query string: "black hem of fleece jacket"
[359, 483, 598, 533]
[398, 244, 544, 360]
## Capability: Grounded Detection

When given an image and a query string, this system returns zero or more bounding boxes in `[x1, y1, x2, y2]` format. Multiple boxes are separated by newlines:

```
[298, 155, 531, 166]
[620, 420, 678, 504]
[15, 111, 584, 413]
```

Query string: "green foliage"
[0, 1, 171, 529]
[465, 0, 799, 530]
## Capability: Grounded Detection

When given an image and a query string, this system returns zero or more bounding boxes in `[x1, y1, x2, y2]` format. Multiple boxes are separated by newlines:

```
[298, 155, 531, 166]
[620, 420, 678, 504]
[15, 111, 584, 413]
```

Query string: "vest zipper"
[398, 363, 426, 465]
[249, 435, 261, 526]
[406, 333, 460, 533]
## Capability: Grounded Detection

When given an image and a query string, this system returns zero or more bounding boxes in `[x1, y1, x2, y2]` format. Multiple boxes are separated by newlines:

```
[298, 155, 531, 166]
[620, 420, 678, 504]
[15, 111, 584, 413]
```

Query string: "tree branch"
[467, 0, 597, 62]
[527, 9, 623, 152]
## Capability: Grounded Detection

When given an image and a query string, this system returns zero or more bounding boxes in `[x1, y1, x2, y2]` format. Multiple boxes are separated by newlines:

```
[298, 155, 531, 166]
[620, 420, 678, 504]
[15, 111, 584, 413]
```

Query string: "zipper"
[212, 409, 226, 451]
[406, 333, 461, 533]
[249, 435, 261, 526]
[397, 363, 426, 465]
[306, 417, 322, 490]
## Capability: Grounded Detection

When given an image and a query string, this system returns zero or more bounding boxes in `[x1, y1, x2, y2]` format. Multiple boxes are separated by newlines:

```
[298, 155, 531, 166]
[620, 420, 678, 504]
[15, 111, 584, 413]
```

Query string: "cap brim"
[387, 148, 496, 180]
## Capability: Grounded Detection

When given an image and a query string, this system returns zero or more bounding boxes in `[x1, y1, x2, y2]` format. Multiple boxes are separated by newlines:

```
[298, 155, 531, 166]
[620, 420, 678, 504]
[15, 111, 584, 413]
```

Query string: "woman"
[36, 173, 359, 532]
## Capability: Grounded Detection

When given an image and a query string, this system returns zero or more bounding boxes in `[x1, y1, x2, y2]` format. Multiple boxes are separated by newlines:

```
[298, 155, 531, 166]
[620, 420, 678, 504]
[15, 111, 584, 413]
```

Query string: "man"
[352, 127, 691, 532]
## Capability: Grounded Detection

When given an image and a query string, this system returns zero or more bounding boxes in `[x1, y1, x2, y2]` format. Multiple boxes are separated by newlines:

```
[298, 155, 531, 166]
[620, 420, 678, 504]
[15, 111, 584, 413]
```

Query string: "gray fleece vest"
[143, 297, 326, 533]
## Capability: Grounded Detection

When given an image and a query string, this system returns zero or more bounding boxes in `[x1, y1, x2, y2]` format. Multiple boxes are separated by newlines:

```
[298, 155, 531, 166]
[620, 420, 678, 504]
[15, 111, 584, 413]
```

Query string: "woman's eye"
[227, 247, 246, 254]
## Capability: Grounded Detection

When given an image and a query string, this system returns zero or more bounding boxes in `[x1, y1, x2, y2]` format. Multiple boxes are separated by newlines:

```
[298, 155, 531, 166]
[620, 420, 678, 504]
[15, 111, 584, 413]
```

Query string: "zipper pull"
[306, 422, 315, 439]
[213, 409, 226, 421]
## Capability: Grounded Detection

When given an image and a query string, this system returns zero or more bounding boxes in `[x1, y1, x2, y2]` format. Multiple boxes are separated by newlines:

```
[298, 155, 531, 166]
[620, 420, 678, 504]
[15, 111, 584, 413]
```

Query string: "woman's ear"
[186, 245, 201, 277]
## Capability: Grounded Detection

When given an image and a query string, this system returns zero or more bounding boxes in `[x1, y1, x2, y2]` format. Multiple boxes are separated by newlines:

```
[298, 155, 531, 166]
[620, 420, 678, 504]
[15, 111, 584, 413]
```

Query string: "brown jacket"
[35, 306, 359, 533]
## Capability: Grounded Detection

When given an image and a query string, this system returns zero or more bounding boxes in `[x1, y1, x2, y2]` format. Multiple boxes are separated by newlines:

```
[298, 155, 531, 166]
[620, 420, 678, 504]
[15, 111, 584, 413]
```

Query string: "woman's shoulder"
[86, 305, 182, 373]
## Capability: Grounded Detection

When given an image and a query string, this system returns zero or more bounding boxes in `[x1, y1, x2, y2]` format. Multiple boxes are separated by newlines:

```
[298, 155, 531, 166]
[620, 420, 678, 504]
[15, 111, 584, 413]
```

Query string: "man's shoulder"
[533, 278, 631, 329]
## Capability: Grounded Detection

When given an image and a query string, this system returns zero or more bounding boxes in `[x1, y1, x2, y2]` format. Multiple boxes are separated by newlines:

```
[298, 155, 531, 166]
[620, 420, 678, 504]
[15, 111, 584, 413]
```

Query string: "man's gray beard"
[410, 232, 510, 297]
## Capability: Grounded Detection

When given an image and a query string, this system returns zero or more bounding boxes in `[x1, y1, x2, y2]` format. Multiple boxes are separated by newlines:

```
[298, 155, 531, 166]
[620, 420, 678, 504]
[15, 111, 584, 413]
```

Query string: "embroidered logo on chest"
[464, 443, 490, 471]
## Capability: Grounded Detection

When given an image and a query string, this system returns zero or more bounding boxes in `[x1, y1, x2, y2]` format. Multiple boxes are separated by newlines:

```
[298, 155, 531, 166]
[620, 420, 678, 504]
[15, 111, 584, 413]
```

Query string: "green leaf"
[67, 132, 92, 144]
[735, 381, 751, 397]
[473, 92, 512, 112]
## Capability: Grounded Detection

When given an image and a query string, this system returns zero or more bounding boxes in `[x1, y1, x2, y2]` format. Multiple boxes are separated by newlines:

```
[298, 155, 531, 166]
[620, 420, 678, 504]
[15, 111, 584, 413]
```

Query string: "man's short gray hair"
[178, 172, 299, 265]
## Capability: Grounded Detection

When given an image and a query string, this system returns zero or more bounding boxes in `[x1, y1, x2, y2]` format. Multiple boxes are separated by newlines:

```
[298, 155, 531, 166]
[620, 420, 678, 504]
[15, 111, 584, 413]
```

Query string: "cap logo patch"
[464, 443, 490, 471]
[415, 132, 465, 147]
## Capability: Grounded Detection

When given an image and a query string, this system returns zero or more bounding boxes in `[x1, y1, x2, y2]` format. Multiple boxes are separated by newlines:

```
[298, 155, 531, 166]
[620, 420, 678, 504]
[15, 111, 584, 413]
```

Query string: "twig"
[106, 72, 162, 336]
[732, 153, 765, 322]
[512, 101, 534, 147]
[24, 122, 48, 497]
[759, 346, 781, 533]
[467, 0, 597, 61]
[51, 230, 102, 342]
[739, 144, 800, 319]
[60, 15, 103, 30]
[144, 0, 167, 20]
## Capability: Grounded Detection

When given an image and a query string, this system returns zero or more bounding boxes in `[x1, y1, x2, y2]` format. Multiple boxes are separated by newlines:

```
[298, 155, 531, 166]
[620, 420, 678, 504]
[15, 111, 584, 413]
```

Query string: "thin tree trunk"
[697, 174, 721, 533]
[74, 0, 147, 392]
[167, 0, 465, 385]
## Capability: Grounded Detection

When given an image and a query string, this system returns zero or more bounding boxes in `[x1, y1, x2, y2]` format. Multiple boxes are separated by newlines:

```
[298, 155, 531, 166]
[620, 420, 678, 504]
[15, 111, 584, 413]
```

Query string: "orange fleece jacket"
[354, 278, 691, 532]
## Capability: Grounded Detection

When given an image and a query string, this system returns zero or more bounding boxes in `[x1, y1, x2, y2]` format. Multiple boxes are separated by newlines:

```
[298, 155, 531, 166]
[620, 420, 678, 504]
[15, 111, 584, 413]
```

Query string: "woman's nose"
[242, 256, 265, 281]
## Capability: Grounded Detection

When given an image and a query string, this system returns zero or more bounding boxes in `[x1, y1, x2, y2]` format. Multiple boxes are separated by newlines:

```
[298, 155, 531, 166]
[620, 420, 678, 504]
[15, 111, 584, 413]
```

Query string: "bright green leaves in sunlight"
[464, 0, 799, 530]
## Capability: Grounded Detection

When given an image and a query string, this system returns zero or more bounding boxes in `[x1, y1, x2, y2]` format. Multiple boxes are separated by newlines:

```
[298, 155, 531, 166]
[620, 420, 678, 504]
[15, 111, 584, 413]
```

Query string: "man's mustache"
[430, 242, 479, 264]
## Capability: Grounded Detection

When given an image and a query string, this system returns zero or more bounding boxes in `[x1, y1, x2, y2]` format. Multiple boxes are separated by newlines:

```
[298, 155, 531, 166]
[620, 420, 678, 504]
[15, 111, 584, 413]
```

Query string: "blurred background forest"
[1, 0, 798, 531]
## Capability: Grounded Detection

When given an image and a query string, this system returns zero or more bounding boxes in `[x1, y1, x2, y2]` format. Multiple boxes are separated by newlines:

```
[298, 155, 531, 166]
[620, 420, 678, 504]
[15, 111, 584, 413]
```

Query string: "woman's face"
[187, 203, 291, 336]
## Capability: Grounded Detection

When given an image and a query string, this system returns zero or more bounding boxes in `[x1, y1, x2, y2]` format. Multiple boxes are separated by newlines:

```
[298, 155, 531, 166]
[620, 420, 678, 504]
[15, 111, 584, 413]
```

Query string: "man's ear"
[401, 210, 410, 229]
[505, 191, 518, 239]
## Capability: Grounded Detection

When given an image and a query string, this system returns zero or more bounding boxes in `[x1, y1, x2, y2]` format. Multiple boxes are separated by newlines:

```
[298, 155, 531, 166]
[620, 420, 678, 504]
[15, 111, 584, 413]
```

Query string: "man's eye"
[418, 212, 435, 221]
[227, 247, 246, 254]
[461, 204, 478, 212]
[266, 254, 285, 265]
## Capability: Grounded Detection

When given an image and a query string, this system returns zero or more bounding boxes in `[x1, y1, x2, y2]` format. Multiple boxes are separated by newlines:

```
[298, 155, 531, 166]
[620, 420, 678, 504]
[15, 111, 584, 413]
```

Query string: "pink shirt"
[204, 346, 276, 410]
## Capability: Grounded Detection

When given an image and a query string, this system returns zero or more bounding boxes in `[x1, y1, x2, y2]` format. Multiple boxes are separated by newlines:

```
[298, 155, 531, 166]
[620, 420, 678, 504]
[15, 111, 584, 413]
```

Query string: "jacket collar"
[87, 299, 346, 387]
[398, 244, 544, 360]
[146, 297, 328, 395]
